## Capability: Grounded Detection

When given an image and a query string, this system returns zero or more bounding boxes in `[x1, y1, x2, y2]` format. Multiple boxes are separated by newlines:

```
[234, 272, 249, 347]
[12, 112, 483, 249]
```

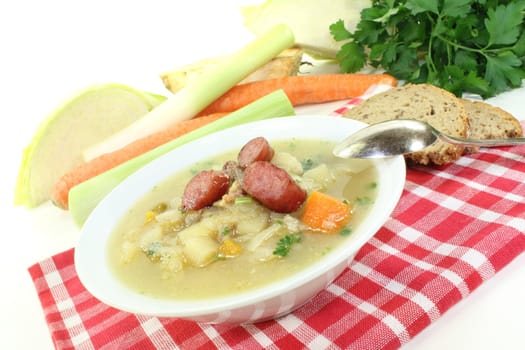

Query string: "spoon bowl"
[334, 119, 525, 159]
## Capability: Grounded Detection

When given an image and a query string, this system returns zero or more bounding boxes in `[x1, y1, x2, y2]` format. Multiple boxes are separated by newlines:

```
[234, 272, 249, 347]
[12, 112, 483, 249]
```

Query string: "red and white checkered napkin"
[29, 86, 525, 350]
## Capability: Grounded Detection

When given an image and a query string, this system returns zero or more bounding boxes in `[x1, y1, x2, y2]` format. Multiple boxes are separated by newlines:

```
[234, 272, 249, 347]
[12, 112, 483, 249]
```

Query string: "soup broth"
[108, 138, 378, 300]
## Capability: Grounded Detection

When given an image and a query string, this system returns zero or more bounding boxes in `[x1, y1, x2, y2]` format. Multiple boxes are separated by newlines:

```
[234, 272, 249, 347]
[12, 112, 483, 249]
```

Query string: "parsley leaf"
[441, 0, 471, 18]
[329, 19, 352, 41]
[514, 31, 525, 57]
[331, 0, 525, 98]
[301, 158, 315, 171]
[406, 0, 438, 15]
[485, 52, 525, 91]
[337, 42, 367, 73]
[273, 233, 302, 257]
[340, 227, 352, 236]
[485, 2, 524, 45]
[355, 196, 373, 205]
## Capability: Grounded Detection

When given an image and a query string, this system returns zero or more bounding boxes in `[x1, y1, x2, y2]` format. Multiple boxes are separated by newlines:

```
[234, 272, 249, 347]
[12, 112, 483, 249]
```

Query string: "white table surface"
[1, 1, 524, 349]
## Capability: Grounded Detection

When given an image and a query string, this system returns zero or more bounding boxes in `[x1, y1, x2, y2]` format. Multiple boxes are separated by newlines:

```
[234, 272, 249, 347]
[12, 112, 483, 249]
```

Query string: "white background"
[1, 1, 524, 349]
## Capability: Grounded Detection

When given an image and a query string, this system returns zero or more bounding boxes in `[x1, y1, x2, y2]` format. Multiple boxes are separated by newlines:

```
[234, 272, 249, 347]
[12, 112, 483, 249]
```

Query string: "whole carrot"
[51, 112, 227, 209]
[197, 73, 397, 116]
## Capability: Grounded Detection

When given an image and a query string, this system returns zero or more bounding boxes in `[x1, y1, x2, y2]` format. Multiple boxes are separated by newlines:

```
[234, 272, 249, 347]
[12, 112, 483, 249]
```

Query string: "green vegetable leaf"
[454, 50, 478, 72]
[273, 234, 302, 257]
[405, 0, 438, 15]
[485, 3, 525, 46]
[462, 71, 493, 98]
[329, 19, 352, 41]
[353, 20, 384, 44]
[373, 7, 400, 23]
[387, 45, 420, 80]
[336, 42, 366, 73]
[441, 0, 471, 18]
[514, 31, 525, 57]
[485, 52, 525, 91]
[361, 4, 393, 22]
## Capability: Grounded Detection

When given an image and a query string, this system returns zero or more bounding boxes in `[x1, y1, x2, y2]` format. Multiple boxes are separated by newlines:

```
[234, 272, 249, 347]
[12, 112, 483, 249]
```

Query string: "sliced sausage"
[181, 170, 230, 211]
[238, 137, 274, 168]
[241, 161, 306, 213]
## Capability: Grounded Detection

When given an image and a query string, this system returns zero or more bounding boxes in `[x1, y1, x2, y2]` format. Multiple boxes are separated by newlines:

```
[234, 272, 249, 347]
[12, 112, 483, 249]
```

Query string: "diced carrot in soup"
[301, 191, 351, 234]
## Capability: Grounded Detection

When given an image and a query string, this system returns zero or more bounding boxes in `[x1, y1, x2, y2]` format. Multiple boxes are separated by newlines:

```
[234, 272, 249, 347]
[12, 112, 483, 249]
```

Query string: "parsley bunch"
[330, 0, 525, 98]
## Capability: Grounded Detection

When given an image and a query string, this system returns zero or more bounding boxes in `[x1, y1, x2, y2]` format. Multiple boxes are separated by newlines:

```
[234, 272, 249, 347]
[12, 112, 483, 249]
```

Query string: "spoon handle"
[439, 134, 525, 148]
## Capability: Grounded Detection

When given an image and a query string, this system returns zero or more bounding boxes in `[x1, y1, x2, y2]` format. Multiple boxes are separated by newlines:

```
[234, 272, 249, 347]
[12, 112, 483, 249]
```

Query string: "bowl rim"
[75, 115, 406, 317]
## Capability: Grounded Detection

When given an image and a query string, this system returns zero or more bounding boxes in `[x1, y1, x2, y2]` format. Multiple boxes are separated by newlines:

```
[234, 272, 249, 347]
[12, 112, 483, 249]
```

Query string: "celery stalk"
[69, 89, 295, 227]
[83, 23, 295, 161]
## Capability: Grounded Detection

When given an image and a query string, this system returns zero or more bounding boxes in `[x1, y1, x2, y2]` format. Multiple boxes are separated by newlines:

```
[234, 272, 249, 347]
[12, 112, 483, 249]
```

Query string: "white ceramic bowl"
[75, 115, 406, 324]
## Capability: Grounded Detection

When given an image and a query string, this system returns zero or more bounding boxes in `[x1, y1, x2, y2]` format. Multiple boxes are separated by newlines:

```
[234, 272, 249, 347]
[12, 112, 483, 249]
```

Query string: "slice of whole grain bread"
[461, 99, 523, 153]
[343, 84, 469, 165]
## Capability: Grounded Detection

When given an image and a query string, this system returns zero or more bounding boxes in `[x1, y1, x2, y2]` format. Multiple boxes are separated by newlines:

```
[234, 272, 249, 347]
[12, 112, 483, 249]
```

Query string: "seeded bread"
[461, 99, 522, 153]
[343, 84, 469, 165]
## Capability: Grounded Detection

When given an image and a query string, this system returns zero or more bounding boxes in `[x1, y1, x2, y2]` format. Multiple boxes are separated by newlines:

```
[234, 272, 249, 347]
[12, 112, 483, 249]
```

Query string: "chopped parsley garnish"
[221, 226, 233, 236]
[273, 233, 302, 257]
[356, 196, 373, 205]
[340, 227, 353, 236]
[301, 158, 315, 171]
[144, 242, 163, 262]
[145, 242, 162, 256]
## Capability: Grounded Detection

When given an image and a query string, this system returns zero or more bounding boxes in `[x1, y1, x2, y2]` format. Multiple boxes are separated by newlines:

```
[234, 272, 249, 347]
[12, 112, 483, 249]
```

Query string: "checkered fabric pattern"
[29, 85, 525, 350]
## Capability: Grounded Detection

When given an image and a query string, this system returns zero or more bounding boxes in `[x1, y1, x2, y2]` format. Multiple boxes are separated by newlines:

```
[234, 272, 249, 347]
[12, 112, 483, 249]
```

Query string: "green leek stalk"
[83, 23, 295, 161]
[69, 89, 295, 227]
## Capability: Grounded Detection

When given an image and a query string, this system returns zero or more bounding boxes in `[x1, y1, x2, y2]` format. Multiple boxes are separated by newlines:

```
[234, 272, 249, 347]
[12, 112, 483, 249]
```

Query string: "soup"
[108, 137, 378, 300]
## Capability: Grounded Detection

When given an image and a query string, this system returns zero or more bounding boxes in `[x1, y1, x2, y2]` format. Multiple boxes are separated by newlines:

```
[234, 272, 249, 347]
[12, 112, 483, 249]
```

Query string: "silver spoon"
[334, 119, 525, 159]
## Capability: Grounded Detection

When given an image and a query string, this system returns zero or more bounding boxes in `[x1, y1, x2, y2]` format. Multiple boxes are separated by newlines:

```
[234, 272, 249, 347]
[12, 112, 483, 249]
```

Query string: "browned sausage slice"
[238, 137, 274, 168]
[181, 170, 230, 211]
[241, 161, 306, 213]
